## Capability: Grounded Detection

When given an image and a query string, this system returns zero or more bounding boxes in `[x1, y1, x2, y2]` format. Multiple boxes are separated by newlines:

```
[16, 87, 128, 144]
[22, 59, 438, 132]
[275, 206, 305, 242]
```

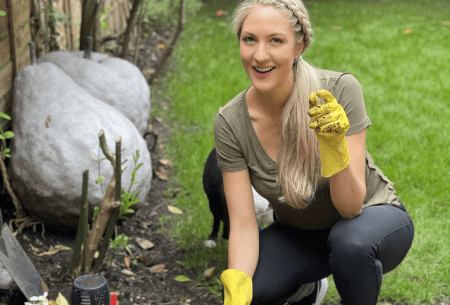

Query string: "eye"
[272, 38, 282, 43]
[242, 36, 254, 43]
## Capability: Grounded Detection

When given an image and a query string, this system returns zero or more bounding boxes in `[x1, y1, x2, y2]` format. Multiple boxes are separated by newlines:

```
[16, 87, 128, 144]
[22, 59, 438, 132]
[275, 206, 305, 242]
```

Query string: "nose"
[254, 42, 270, 63]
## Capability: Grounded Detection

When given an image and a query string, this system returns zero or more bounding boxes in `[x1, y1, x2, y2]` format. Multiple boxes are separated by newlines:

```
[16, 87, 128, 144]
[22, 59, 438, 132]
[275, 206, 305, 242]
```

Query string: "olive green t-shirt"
[213, 70, 401, 230]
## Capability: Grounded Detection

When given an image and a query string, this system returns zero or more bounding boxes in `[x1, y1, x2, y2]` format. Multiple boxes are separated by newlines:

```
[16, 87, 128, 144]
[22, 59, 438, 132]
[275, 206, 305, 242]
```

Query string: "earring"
[293, 55, 303, 64]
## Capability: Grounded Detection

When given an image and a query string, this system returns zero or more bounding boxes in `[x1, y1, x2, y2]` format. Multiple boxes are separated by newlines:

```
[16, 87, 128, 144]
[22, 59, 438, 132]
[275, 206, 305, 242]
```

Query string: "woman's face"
[240, 4, 303, 94]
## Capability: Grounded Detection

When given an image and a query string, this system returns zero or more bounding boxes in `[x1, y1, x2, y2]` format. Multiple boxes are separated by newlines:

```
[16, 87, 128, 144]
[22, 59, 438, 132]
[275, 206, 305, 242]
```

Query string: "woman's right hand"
[221, 168, 259, 304]
[221, 269, 253, 305]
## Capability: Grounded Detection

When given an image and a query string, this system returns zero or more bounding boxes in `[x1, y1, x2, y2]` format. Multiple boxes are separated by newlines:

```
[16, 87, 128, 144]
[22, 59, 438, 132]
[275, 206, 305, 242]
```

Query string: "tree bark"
[93, 0, 106, 52]
[79, 0, 98, 51]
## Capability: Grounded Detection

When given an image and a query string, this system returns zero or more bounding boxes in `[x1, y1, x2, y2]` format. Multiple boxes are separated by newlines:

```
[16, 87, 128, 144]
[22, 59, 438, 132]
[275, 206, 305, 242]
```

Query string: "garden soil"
[1, 1, 449, 304]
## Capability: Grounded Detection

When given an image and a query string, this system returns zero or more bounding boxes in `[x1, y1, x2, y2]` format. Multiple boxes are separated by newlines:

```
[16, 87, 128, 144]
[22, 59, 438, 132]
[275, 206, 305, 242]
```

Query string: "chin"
[250, 81, 276, 93]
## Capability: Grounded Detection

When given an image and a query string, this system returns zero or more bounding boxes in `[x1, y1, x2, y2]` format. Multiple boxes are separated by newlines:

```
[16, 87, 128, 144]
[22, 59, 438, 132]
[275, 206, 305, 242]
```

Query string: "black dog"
[203, 147, 275, 247]
[203, 147, 230, 247]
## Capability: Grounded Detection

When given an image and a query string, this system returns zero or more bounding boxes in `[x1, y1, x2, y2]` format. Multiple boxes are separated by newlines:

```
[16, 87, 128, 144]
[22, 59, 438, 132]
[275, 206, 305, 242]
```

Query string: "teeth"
[255, 67, 275, 73]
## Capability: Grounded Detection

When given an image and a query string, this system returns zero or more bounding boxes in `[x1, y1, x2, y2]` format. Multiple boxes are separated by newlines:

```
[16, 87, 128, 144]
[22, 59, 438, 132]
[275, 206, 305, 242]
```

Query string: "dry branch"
[0, 153, 26, 220]
[147, 0, 185, 85]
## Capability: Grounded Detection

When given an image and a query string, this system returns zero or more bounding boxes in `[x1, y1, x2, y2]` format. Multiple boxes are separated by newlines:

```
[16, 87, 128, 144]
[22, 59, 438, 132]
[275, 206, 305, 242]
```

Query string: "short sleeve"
[334, 73, 371, 136]
[213, 112, 248, 172]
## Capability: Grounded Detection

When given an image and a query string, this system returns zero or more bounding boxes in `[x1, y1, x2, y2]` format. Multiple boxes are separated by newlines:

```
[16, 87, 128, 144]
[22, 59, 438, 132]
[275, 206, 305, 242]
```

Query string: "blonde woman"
[213, 0, 415, 304]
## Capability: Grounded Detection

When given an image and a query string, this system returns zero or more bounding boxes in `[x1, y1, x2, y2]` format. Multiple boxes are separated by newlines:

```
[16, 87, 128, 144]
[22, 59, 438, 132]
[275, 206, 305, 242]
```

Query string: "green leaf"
[4, 131, 14, 139]
[133, 150, 140, 163]
[3, 148, 10, 153]
[0, 135, 4, 140]
[4, 154, 10, 158]
[95, 175, 105, 183]
[101, 21, 107, 30]
[174, 275, 191, 282]
[0, 10, 6, 17]
[0, 112, 11, 120]
[135, 162, 144, 172]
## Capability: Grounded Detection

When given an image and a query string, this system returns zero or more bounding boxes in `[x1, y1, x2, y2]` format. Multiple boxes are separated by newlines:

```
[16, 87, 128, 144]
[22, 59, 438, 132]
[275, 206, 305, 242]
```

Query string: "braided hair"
[232, 0, 324, 210]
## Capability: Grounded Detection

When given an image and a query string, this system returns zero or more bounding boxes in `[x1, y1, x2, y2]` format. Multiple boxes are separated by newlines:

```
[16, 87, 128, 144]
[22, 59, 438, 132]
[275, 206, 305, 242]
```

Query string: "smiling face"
[239, 4, 303, 95]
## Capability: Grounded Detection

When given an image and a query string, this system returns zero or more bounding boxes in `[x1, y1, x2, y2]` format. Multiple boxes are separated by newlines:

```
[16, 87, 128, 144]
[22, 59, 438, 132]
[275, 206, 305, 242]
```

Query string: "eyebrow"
[242, 31, 287, 37]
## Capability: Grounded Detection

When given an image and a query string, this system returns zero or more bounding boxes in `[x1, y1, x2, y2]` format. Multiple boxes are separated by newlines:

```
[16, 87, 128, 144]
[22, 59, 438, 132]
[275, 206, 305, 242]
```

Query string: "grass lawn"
[150, 0, 450, 304]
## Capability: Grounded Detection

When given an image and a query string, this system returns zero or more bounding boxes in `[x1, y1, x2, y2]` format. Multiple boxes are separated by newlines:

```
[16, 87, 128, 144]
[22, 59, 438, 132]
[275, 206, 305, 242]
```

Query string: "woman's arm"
[222, 169, 259, 277]
[329, 128, 367, 218]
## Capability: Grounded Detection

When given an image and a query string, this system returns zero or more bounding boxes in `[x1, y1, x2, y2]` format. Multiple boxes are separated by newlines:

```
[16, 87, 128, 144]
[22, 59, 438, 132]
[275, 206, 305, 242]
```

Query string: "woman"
[213, 0, 415, 304]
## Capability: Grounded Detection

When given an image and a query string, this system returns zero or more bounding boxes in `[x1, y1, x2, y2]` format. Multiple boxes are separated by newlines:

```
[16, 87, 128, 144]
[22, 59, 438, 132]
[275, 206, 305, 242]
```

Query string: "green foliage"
[151, 0, 450, 303]
[41, 0, 71, 51]
[88, 148, 143, 252]
[0, 9, 6, 16]
[119, 188, 139, 220]
[109, 233, 132, 250]
[0, 113, 14, 158]
[118, 149, 143, 219]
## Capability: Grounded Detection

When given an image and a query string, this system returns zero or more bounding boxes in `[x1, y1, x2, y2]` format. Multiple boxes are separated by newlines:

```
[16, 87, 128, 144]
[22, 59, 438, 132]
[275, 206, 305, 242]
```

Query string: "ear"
[295, 41, 304, 58]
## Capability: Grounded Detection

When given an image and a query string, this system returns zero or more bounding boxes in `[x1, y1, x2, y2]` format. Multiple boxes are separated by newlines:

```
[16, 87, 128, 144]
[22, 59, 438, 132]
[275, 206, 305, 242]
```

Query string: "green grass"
[150, 0, 450, 304]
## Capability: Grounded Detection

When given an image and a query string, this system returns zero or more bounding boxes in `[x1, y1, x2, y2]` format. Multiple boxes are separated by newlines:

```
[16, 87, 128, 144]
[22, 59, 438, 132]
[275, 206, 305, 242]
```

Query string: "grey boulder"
[8, 62, 152, 232]
[37, 51, 151, 136]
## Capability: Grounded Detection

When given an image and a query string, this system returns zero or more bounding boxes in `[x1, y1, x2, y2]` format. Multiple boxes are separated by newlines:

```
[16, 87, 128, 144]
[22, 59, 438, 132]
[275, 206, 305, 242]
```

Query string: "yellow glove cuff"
[220, 269, 253, 305]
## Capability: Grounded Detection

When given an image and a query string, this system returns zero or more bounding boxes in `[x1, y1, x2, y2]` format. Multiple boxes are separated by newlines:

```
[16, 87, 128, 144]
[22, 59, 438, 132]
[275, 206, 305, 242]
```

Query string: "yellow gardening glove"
[220, 269, 253, 305]
[308, 90, 350, 178]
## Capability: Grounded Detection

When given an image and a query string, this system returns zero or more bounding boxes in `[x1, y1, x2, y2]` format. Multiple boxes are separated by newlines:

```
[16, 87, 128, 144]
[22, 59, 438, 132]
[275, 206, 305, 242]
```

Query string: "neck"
[252, 73, 295, 117]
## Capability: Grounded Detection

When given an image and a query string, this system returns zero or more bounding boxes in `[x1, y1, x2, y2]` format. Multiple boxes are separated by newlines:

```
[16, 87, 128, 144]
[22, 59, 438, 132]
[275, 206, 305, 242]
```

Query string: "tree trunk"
[121, 0, 142, 59]
[79, 0, 98, 51]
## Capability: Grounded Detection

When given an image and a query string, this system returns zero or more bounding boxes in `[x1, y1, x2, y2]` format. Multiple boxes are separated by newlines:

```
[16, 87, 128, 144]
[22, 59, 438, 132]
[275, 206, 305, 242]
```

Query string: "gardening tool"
[0, 208, 49, 301]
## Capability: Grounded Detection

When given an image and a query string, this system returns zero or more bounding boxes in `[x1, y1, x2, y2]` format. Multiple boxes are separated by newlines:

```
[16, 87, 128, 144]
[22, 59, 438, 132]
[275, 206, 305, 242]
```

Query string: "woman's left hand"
[308, 90, 350, 177]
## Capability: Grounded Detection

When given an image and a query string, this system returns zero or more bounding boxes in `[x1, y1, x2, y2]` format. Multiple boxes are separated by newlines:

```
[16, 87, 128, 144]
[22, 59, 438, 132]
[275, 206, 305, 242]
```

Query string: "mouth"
[253, 67, 275, 74]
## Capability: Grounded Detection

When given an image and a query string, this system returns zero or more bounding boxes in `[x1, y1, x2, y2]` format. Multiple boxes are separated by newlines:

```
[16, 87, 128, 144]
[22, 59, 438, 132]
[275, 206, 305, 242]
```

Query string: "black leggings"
[223, 202, 414, 305]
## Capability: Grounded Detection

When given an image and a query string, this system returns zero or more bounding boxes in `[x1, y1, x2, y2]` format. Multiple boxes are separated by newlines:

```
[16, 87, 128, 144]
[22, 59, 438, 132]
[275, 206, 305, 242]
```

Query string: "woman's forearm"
[228, 224, 259, 278]
[329, 163, 366, 218]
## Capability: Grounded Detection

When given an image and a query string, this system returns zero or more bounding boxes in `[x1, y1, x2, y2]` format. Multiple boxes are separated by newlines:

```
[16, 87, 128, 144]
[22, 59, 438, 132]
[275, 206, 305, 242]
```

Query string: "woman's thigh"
[328, 203, 414, 275]
[251, 221, 332, 305]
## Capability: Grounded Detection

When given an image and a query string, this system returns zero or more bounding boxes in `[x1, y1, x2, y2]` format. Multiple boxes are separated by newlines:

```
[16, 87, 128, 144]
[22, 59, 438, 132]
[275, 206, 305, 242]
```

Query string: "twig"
[98, 129, 115, 166]
[101, 28, 127, 44]
[151, 202, 165, 214]
[147, 0, 185, 85]
[0, 152, 26, 219]
[147, 275, 155, 289]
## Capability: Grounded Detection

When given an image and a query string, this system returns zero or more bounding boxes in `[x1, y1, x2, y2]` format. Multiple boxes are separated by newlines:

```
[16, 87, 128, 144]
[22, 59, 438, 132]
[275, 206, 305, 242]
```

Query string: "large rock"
[8, 62, 152, 232]
[37, 51, 150, 136]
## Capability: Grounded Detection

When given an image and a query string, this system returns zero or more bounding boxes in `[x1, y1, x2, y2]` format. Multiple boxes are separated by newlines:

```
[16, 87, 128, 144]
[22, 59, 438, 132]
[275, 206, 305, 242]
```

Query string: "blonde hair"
[232, 0, 323, 209]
